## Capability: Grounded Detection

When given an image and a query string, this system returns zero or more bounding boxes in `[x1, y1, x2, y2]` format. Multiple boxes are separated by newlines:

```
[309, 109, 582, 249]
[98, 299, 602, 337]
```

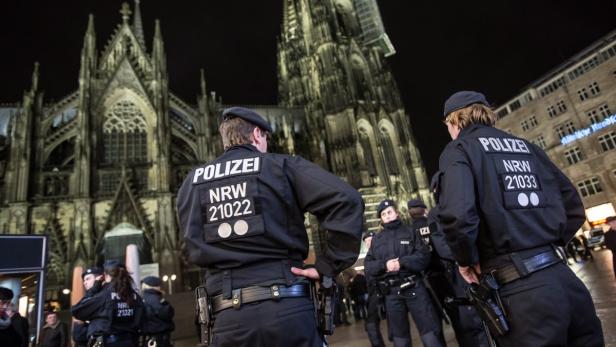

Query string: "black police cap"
[362, 231, 376, 240]
[142, 276, 162, 287]
[607, 216, 616, 223]
[407, 199, 427, 209]
[0, 286, 14, 301]
[222, 107, 273, 133]
[82, 267, 103, 279]
[103, 259, 125, 271]
[443, 91, 490, 117]
[377, 199, 396, 216]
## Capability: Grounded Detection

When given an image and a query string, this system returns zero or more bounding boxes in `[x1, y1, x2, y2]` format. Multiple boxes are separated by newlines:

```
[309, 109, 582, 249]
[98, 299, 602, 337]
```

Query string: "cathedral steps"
[359, 186, 387, 233]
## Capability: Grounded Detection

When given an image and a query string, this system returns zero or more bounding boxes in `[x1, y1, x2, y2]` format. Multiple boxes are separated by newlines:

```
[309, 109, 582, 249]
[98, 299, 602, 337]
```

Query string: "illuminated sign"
[561, 114, 616, 145]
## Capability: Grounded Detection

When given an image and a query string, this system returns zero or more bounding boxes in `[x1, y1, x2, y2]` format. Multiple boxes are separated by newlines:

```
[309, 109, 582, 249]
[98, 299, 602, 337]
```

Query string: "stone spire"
[132, 0, 146, 48]
[120, 2, 131, 23]
[152, 19, 166, 74]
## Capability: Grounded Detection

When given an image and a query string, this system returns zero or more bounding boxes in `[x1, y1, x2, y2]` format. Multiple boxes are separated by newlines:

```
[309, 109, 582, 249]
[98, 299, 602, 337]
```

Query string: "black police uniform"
[142, 288, 174, 347]
[177, 108, 363, 347]
[364, 214, 445, 347]
[436, 118, 604, 346]
[422, 207, 489, 347]
[71, 282, 144, 347]
[362, 232, 386, 347]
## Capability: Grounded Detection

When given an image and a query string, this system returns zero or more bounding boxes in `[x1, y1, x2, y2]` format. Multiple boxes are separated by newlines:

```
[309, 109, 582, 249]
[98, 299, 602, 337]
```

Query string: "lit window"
[577, 88, 588, 101]
[533, 136, 546, 149]
[598, 132, 616, 152]
[598, 104, 611, 118]
[577, 177, 603, 197]
[547, 105, 557, 118]
[555, 121, 576, 139]
[564, 147, 583, 165]
[589, 82, 601, 96]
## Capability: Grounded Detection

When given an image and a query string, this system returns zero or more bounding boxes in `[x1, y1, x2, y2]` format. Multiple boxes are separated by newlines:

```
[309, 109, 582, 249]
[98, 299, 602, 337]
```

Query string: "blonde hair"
[445, 104, 496, 129]
[219, 117, 257, 150]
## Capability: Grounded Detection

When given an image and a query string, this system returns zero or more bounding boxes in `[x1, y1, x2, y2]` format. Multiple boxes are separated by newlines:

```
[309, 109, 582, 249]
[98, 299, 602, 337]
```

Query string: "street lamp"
[162, 274, 176, 294]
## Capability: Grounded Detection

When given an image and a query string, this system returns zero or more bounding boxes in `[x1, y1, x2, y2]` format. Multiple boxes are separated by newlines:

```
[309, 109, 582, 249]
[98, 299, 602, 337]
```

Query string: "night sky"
[0, 0, 614, 176]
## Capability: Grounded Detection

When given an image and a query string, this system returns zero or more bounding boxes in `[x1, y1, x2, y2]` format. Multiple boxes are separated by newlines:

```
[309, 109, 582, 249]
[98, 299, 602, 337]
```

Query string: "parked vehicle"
[585, 228, 605, 249]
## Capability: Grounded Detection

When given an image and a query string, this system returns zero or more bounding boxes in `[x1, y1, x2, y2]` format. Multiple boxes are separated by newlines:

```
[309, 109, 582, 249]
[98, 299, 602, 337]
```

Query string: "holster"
[466, 273, 510, 336]
[312, 276, 337, 335]
[195, 286, 213, 346]
[88, 336, 104, 347]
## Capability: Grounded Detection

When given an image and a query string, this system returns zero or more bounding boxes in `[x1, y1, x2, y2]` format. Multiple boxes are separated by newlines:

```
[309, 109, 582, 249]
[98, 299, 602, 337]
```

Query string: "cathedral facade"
[0, 0, 430, 295]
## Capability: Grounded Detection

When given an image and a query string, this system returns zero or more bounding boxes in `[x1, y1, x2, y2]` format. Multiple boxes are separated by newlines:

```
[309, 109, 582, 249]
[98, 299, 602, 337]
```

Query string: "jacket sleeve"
[176, 170, 209, 267]
[364, 239, 386, 278]
[286, 156, 364, 277]
[399, 230, 431, 272]
[71, 292, 107, 321]
[535, 147, 585, 245]
[437, 143, 480, 267]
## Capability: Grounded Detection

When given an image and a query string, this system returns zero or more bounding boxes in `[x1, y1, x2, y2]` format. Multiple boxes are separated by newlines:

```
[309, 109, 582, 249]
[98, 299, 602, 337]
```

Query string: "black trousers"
[364, 291, 386, 347]
[495, 262, 604, 347]
[384, 281, 445, 347]
[211, 297, 322, 347]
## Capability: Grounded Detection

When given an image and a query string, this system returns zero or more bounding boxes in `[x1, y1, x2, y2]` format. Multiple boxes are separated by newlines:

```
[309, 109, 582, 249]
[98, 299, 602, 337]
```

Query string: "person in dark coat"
[7, 303, 30, 347]
[436, 90, 603, 346]
[364, 199, 445, 347]
[362, 232, 386, 347]
[0, 287, 27, 347]
[348, 271, 368, 320]
[38, 312, 67, 347]
[605, 215, 616, 278]
[177, 107, 363, 347]
[141, 276, 175, 347]
[71, 260, 144, 347]
[72, 267, 104, 347]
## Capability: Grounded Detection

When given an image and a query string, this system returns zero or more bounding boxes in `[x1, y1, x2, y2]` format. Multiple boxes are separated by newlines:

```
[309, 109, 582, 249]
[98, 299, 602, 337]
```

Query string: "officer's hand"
[386, 259, 400, 272]
[458, 264, 481, 284]
[291, 267, 320, 280]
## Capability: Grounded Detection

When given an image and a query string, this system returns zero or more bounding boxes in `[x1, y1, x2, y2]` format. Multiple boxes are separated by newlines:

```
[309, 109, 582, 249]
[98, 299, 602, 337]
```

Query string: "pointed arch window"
[103, 100, 147, 164]
[379, 126, 399, 175]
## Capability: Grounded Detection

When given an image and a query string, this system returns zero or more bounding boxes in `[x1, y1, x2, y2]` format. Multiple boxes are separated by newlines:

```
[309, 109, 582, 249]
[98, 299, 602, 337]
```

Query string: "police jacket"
[177, 144, 363, 293]
[71, 282, 144, 337]
[141, 289, 174, 335]
[364, 219, 431, 279]
[436, 123, 585, 266]
[411, 215, 454, 273]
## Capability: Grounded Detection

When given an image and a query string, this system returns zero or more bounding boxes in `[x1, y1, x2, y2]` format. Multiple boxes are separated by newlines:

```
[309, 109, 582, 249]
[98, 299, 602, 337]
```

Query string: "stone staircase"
[358, 186, 387, 233]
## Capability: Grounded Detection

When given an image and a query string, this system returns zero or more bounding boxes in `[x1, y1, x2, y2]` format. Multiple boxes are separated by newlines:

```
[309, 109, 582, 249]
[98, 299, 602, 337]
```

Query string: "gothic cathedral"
[0, 0, 430, 294]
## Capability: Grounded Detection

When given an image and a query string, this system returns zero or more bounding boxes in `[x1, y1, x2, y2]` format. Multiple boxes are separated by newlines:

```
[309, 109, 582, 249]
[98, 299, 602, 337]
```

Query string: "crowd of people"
[1, 261, 175, 347]
[3, 91, 613, 347]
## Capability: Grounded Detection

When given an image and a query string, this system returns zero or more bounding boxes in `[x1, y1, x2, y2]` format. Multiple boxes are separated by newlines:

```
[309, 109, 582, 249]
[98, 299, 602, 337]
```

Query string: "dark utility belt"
[103, 333, 135, 344]
[211, 283, 310, 313]
[490, 248, 562, 285]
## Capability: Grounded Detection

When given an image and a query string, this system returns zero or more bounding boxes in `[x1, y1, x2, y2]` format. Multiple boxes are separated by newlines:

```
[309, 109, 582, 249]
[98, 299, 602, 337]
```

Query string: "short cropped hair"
[445, 103, 496, 129]
[219, 117, 258, 150]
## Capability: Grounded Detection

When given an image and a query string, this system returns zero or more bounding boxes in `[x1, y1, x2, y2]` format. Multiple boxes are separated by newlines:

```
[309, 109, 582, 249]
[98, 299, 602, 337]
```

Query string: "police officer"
[409, 198, 488, 347]
[72, 267, 104, 347]
[71, 260, 144, 347]
[362, 232, 386, 347]
[364, 199, 445, 347]
[141, 276, 174, 347]
[177, 107, 363, 347]
[436, 91, 604, 346]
